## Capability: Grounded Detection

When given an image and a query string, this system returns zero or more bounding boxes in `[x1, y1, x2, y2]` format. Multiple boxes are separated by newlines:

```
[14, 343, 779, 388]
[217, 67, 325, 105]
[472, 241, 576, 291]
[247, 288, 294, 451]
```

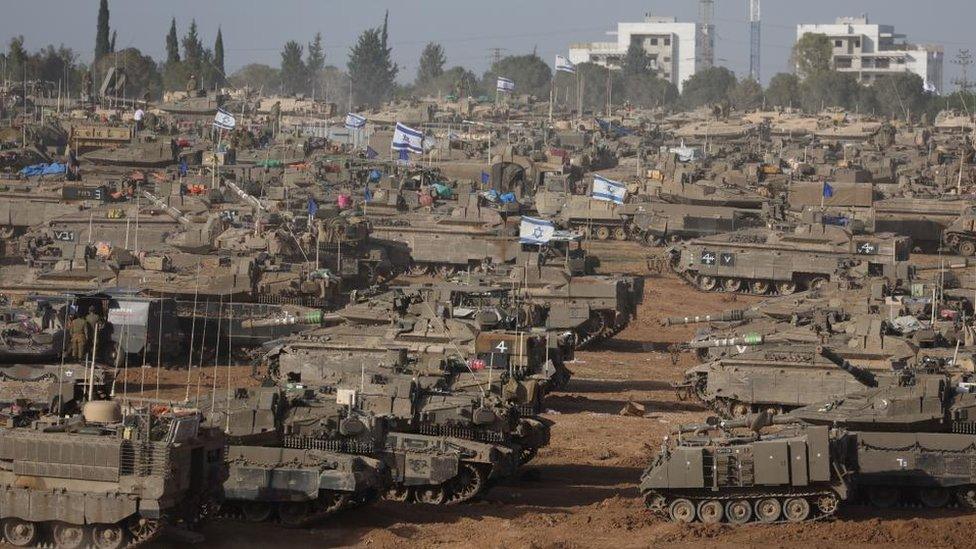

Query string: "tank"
[81, 140, 178, 168]
[206, 387, 388, 527]
[157, 90, 225, 116]
[0, 404, 226, 547]
[0, 363, 112, 416]
[639, 370, 976, 524]
[942, 208, 976, 256]
[668, 221, 912, 295]
[631, 203, 767, 246]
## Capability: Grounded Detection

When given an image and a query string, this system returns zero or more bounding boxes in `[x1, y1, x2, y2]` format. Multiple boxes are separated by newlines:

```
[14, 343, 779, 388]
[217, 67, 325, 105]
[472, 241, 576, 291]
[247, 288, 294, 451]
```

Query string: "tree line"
[0, 1, 971, 121]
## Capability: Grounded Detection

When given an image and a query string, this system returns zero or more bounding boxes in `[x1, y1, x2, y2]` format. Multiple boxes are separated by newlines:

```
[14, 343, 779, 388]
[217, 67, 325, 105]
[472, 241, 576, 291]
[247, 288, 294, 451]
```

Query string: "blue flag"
[823, 182, 834, 198]
[397, 149, 410, 163]
[364, 183, 373, 202]
[481, 171, 490, 185]
[178, 158, 188, 177]
[365, 146, 378, 159]
[307, 197, 318, 216]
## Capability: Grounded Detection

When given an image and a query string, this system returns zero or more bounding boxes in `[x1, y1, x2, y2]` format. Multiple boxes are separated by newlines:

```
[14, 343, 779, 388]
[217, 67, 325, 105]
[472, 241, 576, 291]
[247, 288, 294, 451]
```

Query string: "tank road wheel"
[816, 494, 839, 516]
[749, 280, 771, 295]
[436, 265, 457, 278]
[955, 486, 976, 509]
[125, 517, 159, 545]
[52, 522, 87, 549]
[90, 524, 126, 549]
[3, 519, 38, 547]
[668, 498, 696, 523]
[386, 485, 412, 502]
[808, 277, 828, 291]
[697, 500, 724, 524]
[415, 485, 448, 505]
[697, 276, 718, 292]
[449, 463, 487, 504]
[277, 502, 311, 527]
[722, 278, 743, 293]
[959, 241, 976, 257]
[595, 226, 611, 240]
[407, 263, 428, 277]
[918, 487, 951, 508]
[725, 500, 752, 524]
[242, 502, 274, 523]
[643, 233, 664, 247]
[731, 403, 751, 417]
[868, 486, 899, 509]
[644, 494, 667, 514]
[776, 281, 798, 295]
[783, 497, 811, 522]
[754, 498, 781, 523]
[613, 226, 628, 241]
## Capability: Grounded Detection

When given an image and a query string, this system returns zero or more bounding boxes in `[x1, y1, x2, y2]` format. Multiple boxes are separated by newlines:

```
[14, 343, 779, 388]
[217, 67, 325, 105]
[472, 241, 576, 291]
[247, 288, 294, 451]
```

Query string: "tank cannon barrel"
[239, 311, 343, 329]
[675, 411, 795, 435]
[224, 180, 264, 211]
[141, 190, 190, 225]
[685, 333, 763, 349]
[816, 345, 878, 388]
[663, 309, 758, 326]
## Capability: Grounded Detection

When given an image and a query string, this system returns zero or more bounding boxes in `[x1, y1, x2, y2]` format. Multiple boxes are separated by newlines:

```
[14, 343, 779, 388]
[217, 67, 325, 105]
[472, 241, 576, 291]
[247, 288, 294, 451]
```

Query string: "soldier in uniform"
[69, 313, 88, 360]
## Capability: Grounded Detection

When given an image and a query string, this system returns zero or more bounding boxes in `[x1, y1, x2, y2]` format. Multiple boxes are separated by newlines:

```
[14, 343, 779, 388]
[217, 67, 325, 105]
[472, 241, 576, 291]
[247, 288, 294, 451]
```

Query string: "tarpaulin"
[19, 163, 66, 177]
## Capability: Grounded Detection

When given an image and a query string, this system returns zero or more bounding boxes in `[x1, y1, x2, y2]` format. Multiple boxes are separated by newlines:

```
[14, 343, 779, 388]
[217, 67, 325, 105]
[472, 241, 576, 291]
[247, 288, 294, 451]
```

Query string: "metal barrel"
[685, 333, 763, 349]
[663, 309, 752, 326]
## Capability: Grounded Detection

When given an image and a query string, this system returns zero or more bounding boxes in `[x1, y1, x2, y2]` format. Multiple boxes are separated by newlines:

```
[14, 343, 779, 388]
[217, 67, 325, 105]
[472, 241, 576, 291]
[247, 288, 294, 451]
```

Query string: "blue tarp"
[19, 163, 66, 177]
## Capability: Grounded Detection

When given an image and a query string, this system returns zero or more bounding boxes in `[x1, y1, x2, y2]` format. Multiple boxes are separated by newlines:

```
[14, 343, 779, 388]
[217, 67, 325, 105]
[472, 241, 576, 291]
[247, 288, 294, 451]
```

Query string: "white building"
[567, 14, 711, 92]
[796, 16, 944, 93]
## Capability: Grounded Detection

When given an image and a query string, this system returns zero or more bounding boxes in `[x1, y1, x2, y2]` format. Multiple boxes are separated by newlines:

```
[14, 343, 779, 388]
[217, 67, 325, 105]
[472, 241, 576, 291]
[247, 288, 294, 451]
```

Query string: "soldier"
[186, 74, 198, 94]
[69, 313, 88, 360]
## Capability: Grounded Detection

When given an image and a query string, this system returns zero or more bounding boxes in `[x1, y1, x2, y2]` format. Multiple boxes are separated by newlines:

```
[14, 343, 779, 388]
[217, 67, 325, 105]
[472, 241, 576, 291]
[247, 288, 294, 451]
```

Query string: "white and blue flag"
[345, 112, 367, 129]
[496, 77, 515, 93]
[213, 108, 236, 130]
[591, 175, 627, 205]
[555, 55, 576, 74]
[519, 216, 556, 245]
[391, 122, 424, 154]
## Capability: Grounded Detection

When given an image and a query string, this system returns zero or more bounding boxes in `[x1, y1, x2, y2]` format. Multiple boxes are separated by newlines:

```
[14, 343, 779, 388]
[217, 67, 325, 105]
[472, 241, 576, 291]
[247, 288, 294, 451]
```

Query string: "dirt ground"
[116, 243, 976, 548]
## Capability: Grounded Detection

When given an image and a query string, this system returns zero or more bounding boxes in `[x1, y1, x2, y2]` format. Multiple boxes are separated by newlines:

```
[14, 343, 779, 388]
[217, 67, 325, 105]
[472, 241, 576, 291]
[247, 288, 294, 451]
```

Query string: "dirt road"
[128, 263, 976, 549]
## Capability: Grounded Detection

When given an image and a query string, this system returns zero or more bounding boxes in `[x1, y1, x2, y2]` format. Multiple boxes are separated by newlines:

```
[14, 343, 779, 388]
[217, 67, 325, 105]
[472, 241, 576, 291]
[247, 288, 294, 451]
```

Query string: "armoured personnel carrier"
[81, 139, 179, 168]
[640, 368, 976, 523]
[673, 345, 904, 418]
[668, 221, 912, 295]
[0, 401, 226, 547]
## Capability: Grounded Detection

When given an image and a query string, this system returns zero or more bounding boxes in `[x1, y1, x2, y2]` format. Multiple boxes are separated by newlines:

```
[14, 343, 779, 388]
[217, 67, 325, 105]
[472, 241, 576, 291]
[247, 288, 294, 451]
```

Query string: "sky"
[1, 0, 974, 88]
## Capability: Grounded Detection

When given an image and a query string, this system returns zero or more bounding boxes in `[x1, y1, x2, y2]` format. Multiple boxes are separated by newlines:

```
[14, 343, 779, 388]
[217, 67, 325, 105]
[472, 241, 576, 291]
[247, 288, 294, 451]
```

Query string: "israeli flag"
[345, 112, 367, 129]
[519, 216, 556, 245]
[591, 174, 627, 205]
[496, 77, 515, 93]
[391, 122, 424, 154]
[213, 108, 236, 130]
[555, 55, 576, 74]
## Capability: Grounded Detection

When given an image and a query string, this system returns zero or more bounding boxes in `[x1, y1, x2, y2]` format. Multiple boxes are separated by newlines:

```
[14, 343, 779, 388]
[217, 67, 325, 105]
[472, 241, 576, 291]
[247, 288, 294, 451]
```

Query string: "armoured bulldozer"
[0, 401, 226, 548]
[668, 221, 912, 295]
[640, 369, 976, 523]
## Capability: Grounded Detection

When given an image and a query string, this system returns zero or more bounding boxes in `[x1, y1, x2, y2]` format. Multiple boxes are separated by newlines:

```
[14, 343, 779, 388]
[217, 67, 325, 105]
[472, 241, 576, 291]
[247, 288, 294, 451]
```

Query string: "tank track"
[670, 261, 797, 297]
[575, 312, 629, 349]
[0, 514, 166, 549]
[218, 490, 362, 528]
[643, 488, 840, 524]
[385, 462, 491, 506]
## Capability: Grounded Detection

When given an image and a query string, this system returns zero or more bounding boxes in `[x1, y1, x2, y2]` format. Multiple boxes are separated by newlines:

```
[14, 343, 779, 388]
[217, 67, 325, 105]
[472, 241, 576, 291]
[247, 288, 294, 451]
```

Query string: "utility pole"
[749, 0, 761, 82]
